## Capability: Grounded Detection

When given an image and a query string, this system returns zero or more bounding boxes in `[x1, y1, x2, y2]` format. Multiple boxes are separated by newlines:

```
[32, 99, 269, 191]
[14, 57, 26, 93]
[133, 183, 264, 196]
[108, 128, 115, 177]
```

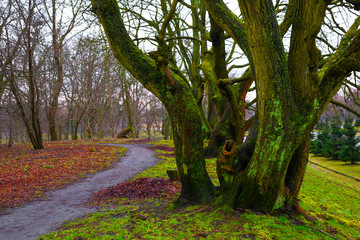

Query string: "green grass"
[38, 140, 360, 240]
[309, 154, 360, 180]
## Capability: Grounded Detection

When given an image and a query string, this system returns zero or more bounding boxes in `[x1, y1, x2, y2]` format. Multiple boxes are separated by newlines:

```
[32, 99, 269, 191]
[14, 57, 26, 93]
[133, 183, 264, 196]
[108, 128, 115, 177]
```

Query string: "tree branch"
[159, 0, 178, 40]
[330, 99, 360, 117]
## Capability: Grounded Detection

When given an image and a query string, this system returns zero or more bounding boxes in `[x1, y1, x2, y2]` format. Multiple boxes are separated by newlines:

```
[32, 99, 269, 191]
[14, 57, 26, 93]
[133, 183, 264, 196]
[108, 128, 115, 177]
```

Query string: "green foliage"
[311, 117, 360, 164]
[310, 124, 330, 156]
[314, 118, 329, 131]
[339, 118, 360, 164]
[354, 118, 360, 127]
[323, 116, 343, 159]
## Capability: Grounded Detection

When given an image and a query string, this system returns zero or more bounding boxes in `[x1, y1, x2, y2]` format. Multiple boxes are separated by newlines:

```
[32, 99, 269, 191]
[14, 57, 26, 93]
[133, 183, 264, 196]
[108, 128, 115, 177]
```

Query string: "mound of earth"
[90, 177, 181, 203]
[147, 145, 175, 157]
[125, 139, 152, 144]
[147, 145, 174, 152]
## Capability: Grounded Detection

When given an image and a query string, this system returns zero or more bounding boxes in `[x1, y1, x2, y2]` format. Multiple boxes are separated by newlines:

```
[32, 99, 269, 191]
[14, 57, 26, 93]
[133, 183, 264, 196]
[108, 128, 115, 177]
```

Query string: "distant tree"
[339, 118, 360, 164]
[116, 67, 134, 138]
[41, 0, 84, 141]
[6, 0, 45, 149]
[323, 116, 343, 159]
[314, 118, 329, 131]
[310, 124, 330, 156]
[355, 118, 360, 127]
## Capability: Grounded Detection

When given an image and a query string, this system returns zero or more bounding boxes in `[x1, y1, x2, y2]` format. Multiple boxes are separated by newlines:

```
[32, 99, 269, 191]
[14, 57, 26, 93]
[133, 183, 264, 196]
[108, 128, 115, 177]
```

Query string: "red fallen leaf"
[192, 232, 208, 238]
[147, 145, 174, 152]
[90, 177, 181, 204]
[0, 141, 126, 210]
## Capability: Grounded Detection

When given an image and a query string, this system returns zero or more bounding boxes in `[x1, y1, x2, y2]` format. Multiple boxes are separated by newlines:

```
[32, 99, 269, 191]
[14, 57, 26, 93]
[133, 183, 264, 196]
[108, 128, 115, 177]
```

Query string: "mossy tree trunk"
[206, 0, 360, 212]
[91, 0, 214, 203]
[202, 17, 253, 157]
[204, 17, 233, 157]
[117, 67, 134, 138]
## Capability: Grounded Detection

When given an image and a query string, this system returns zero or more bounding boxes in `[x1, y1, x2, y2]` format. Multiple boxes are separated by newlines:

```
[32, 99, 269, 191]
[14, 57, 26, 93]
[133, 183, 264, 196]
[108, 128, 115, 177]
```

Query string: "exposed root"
[293, 201, 318, 222]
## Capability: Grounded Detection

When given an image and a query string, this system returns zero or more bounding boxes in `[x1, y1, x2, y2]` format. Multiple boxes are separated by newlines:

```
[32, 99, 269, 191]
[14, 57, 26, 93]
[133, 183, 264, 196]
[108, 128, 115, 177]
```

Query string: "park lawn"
[39, 140, 360, 240]
[309, 154, 360, 180]
[0, 139, 126, 211]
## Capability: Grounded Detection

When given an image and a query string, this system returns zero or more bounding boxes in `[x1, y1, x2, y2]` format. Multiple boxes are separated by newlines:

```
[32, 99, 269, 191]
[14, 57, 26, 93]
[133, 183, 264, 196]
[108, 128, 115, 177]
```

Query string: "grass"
[309, 154, 360, 180]
[37, 140, 360, 239]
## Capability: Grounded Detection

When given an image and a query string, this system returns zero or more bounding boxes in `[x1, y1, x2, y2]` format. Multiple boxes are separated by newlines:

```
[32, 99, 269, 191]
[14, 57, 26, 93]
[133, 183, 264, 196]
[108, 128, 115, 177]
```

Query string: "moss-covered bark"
[168, 79, 214, 202]
[206, 0, 360, 213]
[203, 18, 252, 157]
[284, 136, 310, 208]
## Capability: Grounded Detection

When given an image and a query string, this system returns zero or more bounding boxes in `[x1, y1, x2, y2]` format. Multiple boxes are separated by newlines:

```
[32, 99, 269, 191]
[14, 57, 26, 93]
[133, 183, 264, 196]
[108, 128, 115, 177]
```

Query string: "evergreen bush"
[339, 118, 360, 164]
[323, 116, 343, 159]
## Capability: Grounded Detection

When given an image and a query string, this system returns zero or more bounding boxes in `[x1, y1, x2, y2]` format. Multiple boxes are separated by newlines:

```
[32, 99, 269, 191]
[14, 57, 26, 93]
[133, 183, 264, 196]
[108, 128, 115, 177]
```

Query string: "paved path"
[0, 144, 158, 240]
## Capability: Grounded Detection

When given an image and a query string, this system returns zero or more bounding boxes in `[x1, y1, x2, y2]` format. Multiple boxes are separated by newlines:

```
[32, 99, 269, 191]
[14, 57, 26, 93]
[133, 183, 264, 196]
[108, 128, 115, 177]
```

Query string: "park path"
[0, 144, 158, 240]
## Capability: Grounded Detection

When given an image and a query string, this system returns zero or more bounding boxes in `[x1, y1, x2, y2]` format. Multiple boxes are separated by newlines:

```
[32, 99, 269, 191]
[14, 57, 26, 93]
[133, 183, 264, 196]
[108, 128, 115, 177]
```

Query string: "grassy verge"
[38, 140, 360, 239]
[309, 154, 360, 180]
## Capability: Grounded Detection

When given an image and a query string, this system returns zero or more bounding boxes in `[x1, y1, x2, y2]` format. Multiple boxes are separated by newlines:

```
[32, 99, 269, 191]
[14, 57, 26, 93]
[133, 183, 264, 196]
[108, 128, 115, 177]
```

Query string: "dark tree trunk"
[204, 17, 234, 157]
[117, 70, 134, 138]
[166, 86, 214, 203]
[8, 0, 43, 150]
[284, 136, 310, 208]
[93, 0, 360, 211]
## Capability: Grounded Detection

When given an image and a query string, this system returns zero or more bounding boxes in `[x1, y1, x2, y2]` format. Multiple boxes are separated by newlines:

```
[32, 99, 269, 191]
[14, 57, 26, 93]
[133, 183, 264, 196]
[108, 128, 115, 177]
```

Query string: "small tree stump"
[166, 169, 180, 182]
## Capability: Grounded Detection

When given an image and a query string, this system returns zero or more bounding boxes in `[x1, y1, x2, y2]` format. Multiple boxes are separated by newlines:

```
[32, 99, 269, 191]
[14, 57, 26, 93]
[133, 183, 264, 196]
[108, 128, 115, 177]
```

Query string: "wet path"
[0, 144, 158, 240]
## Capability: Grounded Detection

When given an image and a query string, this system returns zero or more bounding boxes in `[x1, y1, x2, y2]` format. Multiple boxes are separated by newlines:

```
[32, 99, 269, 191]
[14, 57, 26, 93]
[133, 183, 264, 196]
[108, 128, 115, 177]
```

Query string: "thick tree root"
[293, 201, 318, 222]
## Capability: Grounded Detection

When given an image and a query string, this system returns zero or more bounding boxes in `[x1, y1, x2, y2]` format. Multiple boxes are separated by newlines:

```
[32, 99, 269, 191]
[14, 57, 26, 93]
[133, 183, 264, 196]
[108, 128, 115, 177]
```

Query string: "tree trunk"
[165, 85, 214, 203]
[203, 18, 234, 157]
[116, 68, 134, 138]
[8, 0, 43, 150]
[48, 0, 63, 141]
[162, 113, 170, 140]
[284, 136, 310, 208]
[116, 125, 134, 138]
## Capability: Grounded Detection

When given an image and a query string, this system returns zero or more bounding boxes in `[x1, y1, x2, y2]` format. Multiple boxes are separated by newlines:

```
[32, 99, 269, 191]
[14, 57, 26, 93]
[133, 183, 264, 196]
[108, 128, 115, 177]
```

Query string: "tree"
[310, 123, 330, 156]
[323, 116, 343, 159]
[5, 0, 46, 149]
[355, 117, 360, 127]
[339, 118, 360, 164]
[41, 0, 83, 140]
[92, 0, 360, 212]
[116, 67, 134, 138]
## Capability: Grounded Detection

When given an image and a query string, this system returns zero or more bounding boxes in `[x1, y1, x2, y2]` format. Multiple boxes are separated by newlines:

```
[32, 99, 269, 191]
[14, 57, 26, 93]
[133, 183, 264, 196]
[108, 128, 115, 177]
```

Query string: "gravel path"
[0, 144, 158, 240]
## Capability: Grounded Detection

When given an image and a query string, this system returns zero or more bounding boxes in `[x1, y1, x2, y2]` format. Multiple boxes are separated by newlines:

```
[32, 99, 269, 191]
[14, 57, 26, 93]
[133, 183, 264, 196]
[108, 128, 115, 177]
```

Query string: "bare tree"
[5, 0, 46, 149]
[40, 0, 84, 140]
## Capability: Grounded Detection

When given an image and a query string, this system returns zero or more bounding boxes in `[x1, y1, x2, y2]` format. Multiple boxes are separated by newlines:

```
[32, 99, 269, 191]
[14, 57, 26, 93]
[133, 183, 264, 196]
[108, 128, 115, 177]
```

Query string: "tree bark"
[117, 68, 134, 138]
